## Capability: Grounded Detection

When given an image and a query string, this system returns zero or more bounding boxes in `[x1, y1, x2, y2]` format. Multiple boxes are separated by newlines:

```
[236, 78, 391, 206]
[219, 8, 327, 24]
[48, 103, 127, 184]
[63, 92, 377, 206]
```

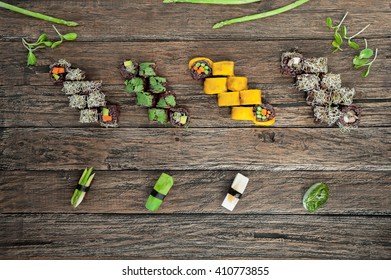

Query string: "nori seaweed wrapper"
[119, 59, 139, 80]
[280, 51, 304, 76]
[148, 77, 168, 94]
[296, 74, 320, 92]
[169, 108, 190, 127]
[156, 92, 176, 109]
[139, 62, 157, 77]
[254, 104, 276, 122]
[337, 104, 362, 128]
[148, 108, 169, 125]
[302, 57, 328, 74]
[135, 91, 158, 107]
[49, 59, 72, 85]
[98, 104, 120, 128]
[124, 77, 146, 94]
[190, 59, 213, 80]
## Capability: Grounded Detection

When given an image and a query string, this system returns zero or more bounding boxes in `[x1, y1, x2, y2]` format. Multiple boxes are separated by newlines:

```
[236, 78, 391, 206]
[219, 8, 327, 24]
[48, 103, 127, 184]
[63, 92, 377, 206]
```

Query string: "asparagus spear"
[0, 1, 78, 26]
[163, 0, 261, 4]
[71, 167, 95, 208]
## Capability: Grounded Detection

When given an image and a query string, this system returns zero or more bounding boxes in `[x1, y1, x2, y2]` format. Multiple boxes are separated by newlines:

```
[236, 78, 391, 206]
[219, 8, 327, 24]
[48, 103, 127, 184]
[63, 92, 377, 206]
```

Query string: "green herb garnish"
[149, 77, 167, 93]
[0, 1, 78, 26]
[352, 39, 378, 78]
[125, 78, 145, 94]
[303, 182, 329, 213]
[71, 167, 95, 208]
[139, 63, 157, 77]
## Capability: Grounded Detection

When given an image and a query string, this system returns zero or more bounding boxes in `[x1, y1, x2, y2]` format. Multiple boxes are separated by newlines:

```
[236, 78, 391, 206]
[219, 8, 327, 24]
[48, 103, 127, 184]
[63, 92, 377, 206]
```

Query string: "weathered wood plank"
[0, 0, 390, 41]
[1, 128, 390, 171]
[1, 170, 389, 215]
[0, 40, 390, 87]
[0, 85, 390, 128]
[0, 214, 389, 259]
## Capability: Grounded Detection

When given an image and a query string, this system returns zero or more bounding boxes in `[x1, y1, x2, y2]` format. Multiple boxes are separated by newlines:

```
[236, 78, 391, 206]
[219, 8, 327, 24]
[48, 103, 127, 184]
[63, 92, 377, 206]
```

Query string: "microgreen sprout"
[22, 25, 78, 66]
[353, 39, 378, 78]
[326, 12, 349, 53]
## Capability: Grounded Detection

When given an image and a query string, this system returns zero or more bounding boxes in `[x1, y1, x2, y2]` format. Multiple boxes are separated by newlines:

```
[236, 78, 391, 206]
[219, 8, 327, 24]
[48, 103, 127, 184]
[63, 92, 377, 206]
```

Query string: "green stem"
[336, 11, 348, 30]
[163, 0, 261, 4]
[213, 0, 310, 29]
[0, 1, 78, 26]
[349, 24, 371, 39]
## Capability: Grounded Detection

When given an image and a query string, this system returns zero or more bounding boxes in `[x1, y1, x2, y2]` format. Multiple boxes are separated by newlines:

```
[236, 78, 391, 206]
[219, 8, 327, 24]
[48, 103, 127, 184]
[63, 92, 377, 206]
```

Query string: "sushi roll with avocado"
[49, 59, 72, 84]
[98, 104, 120, 128]
[119, 59, 139, 80]
[188, 57, 213, 80]
[169, 108, 190, 127]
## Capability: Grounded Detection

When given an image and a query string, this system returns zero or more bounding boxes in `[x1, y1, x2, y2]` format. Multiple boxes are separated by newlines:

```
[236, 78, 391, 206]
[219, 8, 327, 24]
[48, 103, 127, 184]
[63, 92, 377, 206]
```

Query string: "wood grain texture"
[0, 0, 390, 41]
[0, 214, 390, 259]
[1, 127, 390, 171]
[1, 171, 390, 215]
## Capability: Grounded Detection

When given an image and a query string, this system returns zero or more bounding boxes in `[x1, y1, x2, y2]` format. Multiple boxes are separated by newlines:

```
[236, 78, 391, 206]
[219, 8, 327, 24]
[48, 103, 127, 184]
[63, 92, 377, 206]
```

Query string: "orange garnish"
[193, 66, 198, 70]
[199, 66, 204, 72]
[261, 109, 267, 116]
[103, 115, 112, 122]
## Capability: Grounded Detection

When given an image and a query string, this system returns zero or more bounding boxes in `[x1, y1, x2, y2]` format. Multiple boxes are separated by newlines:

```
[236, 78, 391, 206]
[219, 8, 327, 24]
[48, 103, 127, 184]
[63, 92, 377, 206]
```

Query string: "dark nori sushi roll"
[148, 108, 169, 125]
[280, 51, 304, 76]
[169, 108, 190, 127]
[98, 104, 120, 128]
[156, 92, 176, 109]
[148, 76, 168, 94]
[50, 59, 72, 84]
[139, 62, 157, 77]
[124, 77, 146, 94]
[254, 104, 276, 123]
[135, 92, 158, 107]
[189, 57, 213, 80]
[119, 59, 139, 79]
[337, 104, 361, 129]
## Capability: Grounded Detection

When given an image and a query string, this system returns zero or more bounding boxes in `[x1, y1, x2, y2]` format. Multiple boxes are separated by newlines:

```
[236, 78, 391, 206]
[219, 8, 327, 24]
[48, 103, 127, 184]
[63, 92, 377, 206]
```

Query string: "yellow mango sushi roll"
[239, 89, 261, 105]
[227, 76, 248, 91]
[218, 92, 240, 107]
[212, 61, 234, 76]
[231, 107, 254, 121]
[204, 77, 227, 94]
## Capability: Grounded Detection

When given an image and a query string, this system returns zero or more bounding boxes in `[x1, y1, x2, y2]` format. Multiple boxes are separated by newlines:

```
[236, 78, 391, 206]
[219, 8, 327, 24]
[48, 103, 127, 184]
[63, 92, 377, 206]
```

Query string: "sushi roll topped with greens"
[119, 59, 139, 80]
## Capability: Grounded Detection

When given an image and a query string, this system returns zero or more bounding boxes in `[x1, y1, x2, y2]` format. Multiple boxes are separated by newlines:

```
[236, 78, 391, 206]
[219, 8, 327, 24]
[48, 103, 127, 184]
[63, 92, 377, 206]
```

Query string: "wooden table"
[0, 0, 390, 259]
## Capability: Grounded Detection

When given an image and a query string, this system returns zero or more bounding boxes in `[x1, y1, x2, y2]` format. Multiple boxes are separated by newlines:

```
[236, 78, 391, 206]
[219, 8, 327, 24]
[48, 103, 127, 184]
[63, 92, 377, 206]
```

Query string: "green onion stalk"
[71, 167, 95, 208]
[163, 0, 262, 4]
[0, 1, 78, 26]
[213, 0, 310, 28]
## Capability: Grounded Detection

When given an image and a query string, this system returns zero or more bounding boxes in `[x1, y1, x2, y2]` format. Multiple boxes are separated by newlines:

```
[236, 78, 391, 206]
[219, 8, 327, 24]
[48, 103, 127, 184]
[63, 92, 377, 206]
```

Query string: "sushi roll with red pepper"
[98, 104, 120, 128]
[169, 108, 190, 127]
[49, 59, 72, 84]
[188, 57, 213, 80]
[253, 104, 276, 126]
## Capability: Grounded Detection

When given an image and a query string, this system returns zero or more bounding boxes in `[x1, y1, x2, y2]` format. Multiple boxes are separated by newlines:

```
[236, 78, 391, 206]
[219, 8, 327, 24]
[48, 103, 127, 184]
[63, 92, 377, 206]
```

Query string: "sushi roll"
[68, 94, 87, 109]
[139, 62, 157, 77]
[148, 76, 168, 94]
[156, 92, 177, 109]
[49, 59, 72, 84]
[221, 173, 249, 211]
[204, 77, 227, 94]
[231, 107, 254, 121]
[331, 87, 355, 105]
[280, 50, 304, 76]
[145, 173, 174, 212]
[148, 108, 169, 125]
[302, 57, 328, 74]
[79, 109, 98, 123]
[313, 106, 341, 126]
[135, 91, 158, 107]
[212, 61, 234, 76]
[98, 104, 120, 128]
[296, 74, 320, 92]
[239, 89, 262, 105]
[188, 57, 213, 80]
[62, 81, 103, 95]
[320, 73, 342, 90]
[124, 77, 146, 94]
[227, 76, 248, 91]
[337, 104, 362, 131]
[65, 68, 86, 82]
[306, 89, 331, 106]
[218, 92, 240, 107]
[253, 104, 276, 126]
[169, 108, 190, 127]
[119, 59, 139, 80]
[87, 91, 106, 108]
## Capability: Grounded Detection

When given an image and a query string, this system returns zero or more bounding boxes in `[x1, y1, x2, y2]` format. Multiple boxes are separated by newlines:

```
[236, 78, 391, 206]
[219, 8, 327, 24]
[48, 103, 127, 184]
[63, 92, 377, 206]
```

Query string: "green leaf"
[359, 48, 374, 59]
[348, 40, 359, 50]
[27, 51, 37, 66]
[326, 17, 333, 28]
[43, 41, 53, 47]
[353, 56, 369, 67]
[341, 26, 347, 38]
[63, 32, 78, 41]
[51, 40, 62, 48]
[303, 182, 329, 213]
[334, 32, 343, 45]
[36, 33, 48, 43]
[361, 67, 370, 78]
[331, 41, 340, 48]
